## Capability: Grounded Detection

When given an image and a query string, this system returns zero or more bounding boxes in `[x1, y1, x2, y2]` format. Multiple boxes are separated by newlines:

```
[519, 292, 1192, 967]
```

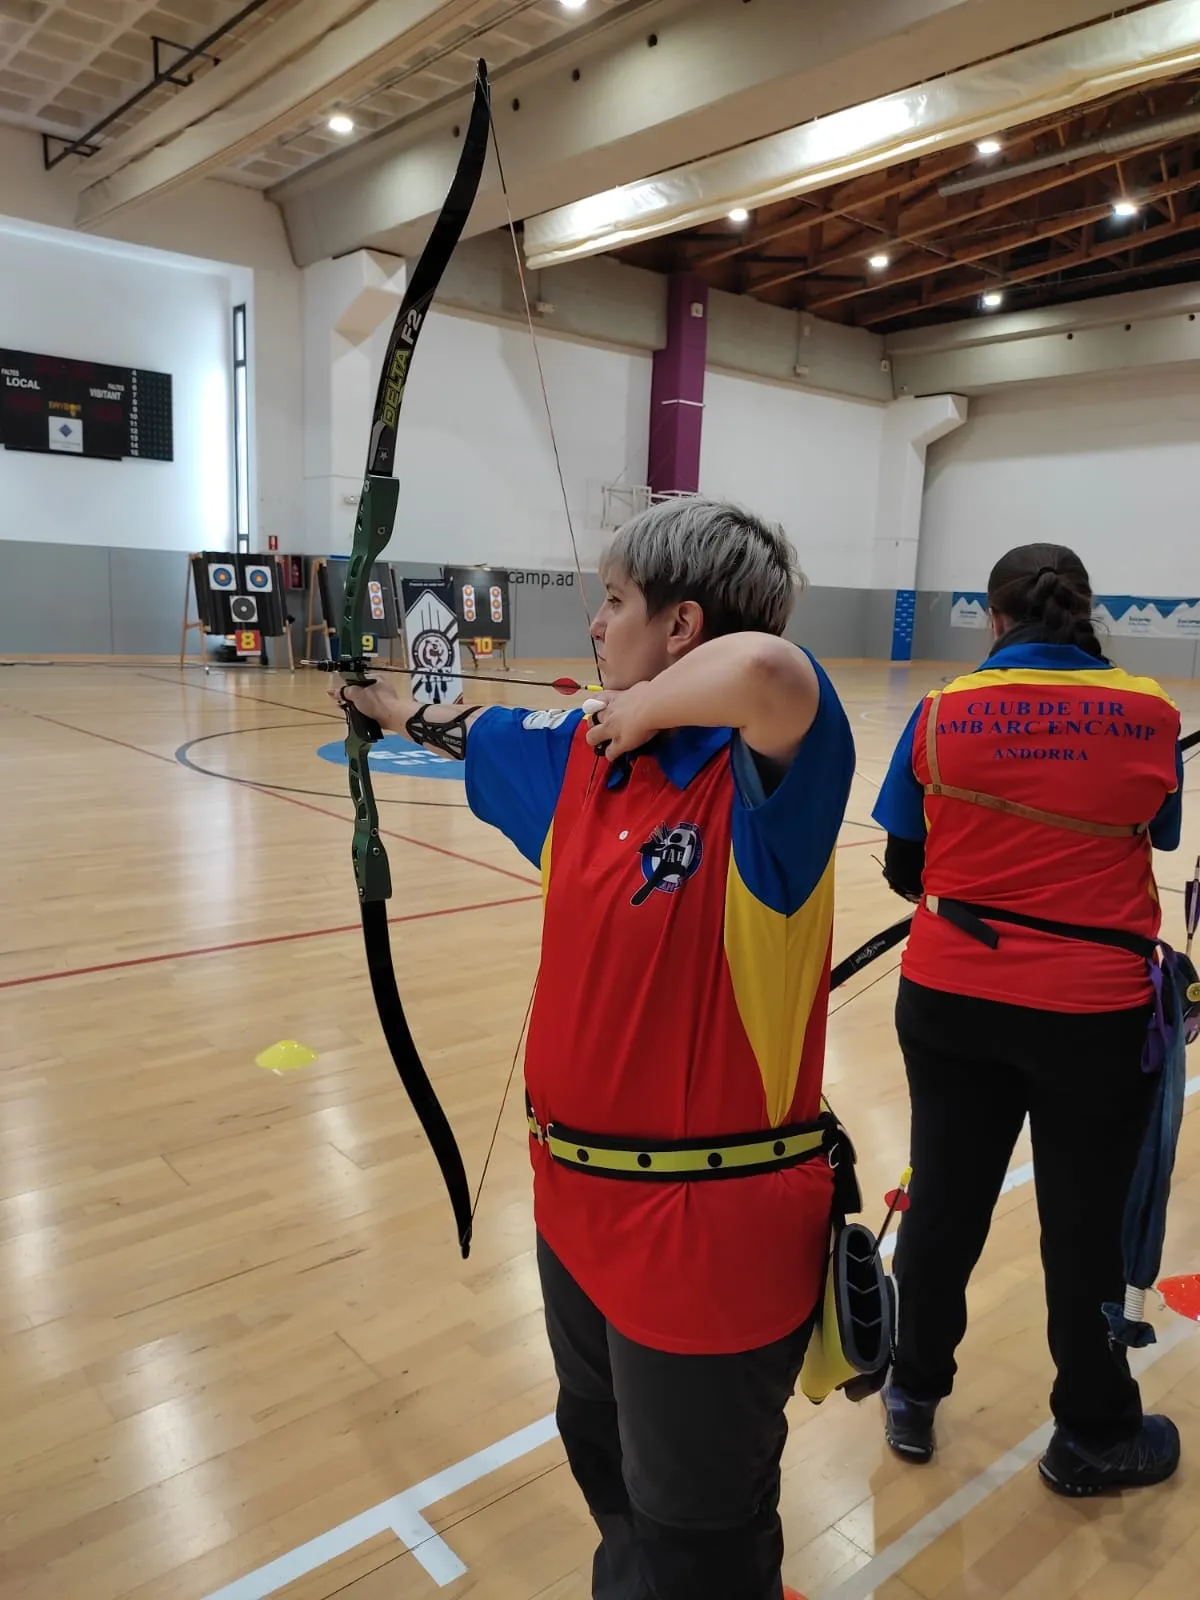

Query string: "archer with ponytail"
[986, 543, 1106, 656]
[872, 541, 1185, 1496]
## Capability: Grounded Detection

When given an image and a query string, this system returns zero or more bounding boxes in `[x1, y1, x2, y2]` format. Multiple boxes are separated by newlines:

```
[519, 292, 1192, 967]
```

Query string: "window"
[232, 303, 249, 554]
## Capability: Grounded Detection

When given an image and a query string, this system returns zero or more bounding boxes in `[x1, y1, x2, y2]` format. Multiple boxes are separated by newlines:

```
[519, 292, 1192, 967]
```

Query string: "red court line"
[0, 894, 541, 991]
[19, 708, 541, 888]
[22, 707, 882, 882]
[18, 710, 177, 765]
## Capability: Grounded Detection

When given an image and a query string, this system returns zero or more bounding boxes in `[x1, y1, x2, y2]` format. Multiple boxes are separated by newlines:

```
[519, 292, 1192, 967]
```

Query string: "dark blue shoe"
[882, 1383, 938, 1463]
[1038, 1415, 1180, 1496]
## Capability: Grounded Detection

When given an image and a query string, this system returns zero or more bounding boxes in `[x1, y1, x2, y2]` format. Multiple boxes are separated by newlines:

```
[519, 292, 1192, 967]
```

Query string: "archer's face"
[590, 569, 676, 690]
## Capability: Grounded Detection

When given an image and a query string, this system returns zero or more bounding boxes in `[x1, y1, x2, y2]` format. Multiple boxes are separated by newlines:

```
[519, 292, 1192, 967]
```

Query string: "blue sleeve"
[1149, 743, 1185, 851]
[728, 653, 855, 916]
[464, 706, 583, 867]
[871, 700, 928, 842]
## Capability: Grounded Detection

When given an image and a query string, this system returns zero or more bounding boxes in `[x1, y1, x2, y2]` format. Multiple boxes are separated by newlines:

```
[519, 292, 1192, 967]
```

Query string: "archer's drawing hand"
[584, 685, 661, 761]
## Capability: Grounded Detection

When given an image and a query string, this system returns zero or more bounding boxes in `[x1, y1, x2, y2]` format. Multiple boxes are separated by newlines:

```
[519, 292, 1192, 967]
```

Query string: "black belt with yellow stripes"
[526, 1093, 842, 1182]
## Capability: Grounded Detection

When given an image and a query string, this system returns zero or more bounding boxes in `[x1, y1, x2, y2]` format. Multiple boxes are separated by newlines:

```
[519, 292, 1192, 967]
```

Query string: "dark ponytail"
[986, 542, 1103, 657]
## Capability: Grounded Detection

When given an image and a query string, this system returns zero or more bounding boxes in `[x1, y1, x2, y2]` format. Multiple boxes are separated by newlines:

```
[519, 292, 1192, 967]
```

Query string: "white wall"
[0, 224, 237, 550]
[919, 369, 1200, 594]
[327, 308, 655, 569]
[699, 370, 885, 587]
[0, 119, 888, 579]
[0, 124, 303, 552]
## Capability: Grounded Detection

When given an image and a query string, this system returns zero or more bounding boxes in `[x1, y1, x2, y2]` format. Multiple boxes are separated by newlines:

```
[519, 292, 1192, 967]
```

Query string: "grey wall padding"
[2, 543, 1197, 680]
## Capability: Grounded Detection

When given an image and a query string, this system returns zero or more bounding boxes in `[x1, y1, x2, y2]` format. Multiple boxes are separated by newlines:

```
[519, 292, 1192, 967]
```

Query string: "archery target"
[368, 580, 386, 622]
[244, 564, 273, 592]
[208, 562, 235, 591]
[231, 594, 259, 625]
[448, 567, 510, 642]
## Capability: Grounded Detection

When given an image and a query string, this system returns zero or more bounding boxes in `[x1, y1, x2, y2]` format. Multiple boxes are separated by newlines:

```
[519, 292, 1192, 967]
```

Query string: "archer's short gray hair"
[600, 498, 805, 637]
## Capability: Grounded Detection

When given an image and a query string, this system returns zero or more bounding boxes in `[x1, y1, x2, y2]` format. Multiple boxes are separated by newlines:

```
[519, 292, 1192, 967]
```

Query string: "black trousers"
[891, 977, 1155, 1448]
[537, 1234, 815, 1600]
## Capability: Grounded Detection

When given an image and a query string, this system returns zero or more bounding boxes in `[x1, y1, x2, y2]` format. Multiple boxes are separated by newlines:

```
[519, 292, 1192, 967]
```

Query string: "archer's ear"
[667, 600, 706, 654]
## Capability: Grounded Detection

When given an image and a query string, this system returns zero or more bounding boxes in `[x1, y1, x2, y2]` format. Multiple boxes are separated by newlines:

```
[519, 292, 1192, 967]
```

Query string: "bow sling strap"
[923, 690, 1148, 839]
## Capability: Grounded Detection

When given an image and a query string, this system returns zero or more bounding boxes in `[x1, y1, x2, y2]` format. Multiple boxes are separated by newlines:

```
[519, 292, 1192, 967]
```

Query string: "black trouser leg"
[1023, 1006, 1155, 1447]
[891, 979, 1027, 1402]
[538, 1235, 644, 1600]
[609, 1317, 812, 1600]
[537, 1234, 814, 1600]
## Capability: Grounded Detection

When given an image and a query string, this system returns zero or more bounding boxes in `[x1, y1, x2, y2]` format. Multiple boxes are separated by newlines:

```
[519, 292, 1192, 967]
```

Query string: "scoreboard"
[0, 346, 173, 462]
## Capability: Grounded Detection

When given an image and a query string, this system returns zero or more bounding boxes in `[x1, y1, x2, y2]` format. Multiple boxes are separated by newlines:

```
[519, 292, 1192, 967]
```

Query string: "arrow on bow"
[316, 662, 601, 696]
[334, 61, 495, 1260]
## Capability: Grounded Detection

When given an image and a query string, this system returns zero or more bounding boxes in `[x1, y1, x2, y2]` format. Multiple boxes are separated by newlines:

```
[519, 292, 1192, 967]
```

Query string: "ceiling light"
[976, 138, 1002, 157]
[328, 113, 354, 135]
[727, 207, 750, 224]
[1112, 198, 1139, 219]
[981, 289, 1005, 310]
[560, 0, 588, 9]
[868, 252, 890, 270]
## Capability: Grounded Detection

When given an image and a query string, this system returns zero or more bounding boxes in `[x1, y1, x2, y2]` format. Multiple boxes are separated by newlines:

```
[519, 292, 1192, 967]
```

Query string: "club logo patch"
[632, 822, 703, 906]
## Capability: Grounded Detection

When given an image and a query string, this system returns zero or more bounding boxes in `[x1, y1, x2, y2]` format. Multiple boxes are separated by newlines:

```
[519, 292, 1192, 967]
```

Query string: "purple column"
[647, 272, 708, 496]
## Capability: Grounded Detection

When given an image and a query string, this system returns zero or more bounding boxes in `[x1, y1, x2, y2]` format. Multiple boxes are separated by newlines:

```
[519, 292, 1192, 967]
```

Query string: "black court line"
[136, 670, 346, 721]
[174, 724, 471, 810]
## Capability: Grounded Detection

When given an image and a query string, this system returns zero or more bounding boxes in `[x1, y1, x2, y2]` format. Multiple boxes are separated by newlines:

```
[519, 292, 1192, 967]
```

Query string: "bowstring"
[470, 976, 537, 1225]
[488, 107, 601, 679]
[470, 100, 605, 1225]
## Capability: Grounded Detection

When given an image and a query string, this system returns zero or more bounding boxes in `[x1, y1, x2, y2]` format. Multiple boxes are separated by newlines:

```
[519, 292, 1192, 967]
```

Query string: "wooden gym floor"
[0, 656, 1198, 1600]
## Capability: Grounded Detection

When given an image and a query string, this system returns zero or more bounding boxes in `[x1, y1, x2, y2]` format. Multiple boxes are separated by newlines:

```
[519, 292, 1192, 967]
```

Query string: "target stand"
[181, 552, 294, 669]
[305, 558, 401, 667]
[447, 567, 511, 674]
[464, 636, 509, 671]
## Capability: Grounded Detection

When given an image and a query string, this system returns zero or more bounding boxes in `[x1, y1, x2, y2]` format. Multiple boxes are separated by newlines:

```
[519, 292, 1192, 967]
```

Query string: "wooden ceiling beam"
[690, 148, 993, 269]
[809, 159, 1200, 311]
[747, 148, 1134, 294]
[857, 210, 1200, 326]
[689, 88, 1167, 275]
[660, 74, 1200, 289]
[737, 93, 1198, 293]
[1020, 243, 1200, 298]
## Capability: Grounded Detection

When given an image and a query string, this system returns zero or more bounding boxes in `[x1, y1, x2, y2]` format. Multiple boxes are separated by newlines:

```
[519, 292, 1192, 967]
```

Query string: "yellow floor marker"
[255, 1039, 318, 1073]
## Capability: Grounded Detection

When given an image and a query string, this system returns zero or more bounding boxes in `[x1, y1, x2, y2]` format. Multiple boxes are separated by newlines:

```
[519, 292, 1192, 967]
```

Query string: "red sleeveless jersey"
[465, 657, 854, 1353]
[874, 642, 1182, 1012]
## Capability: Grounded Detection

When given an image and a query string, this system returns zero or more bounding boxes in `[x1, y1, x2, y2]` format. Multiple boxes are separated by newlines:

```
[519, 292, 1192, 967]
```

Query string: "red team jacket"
[464, 654, 855, 1355]
[873, 640, 1183, 1012]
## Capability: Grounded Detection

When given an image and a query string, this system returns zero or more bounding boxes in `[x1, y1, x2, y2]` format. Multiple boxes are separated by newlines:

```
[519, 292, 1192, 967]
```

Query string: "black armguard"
[405, 704, 478, 762]
[883, 833, 925, 903]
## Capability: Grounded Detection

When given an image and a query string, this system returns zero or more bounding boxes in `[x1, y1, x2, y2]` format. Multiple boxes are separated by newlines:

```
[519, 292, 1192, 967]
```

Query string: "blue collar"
[981, 641, 1112, 673]
[605, 725, 732, 790]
